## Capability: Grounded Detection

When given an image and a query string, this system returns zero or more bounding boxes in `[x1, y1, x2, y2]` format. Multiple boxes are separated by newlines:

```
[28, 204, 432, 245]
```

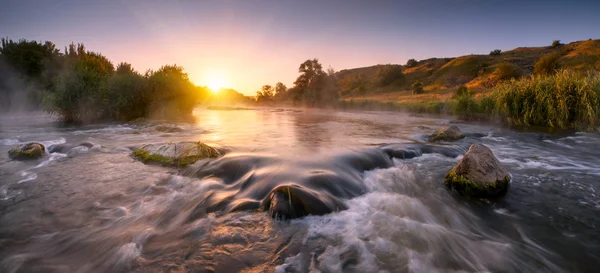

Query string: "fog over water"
[0, 108, 599, 272]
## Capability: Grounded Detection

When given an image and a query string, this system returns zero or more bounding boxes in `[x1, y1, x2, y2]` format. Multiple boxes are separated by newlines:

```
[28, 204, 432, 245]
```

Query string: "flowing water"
[0, 108, 598, 273]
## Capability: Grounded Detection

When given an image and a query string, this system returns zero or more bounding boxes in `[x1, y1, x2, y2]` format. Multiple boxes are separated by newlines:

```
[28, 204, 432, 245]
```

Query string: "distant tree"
[375, 65, 403, 87]
[551, 40, 562, 48]
[293, 58, 328, 106]
[534, 52, 561, 75]
[274, 82, 287, 96]
[412, 80, 424, 94]
[50, 48, 115, 122]
[256, 84, 274, 103]
[406, 59, 417, 67]
[489, 49, 502, 56]
[116, 62, 135, 74]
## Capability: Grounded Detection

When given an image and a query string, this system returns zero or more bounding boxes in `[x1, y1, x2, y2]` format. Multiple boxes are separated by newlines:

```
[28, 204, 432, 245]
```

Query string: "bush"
[50, 50, 114, 122]
[375, 65, 403, 87]
[453, 85, 470, 98]
[489, 49, 501, 56]
[552, 40, 562, 48]
[479, 95, 496, 115]
[406, 59, 417, 67]
[494, 69, 600, 129]
[491, 62, 522, 83]
[453, 93, 479, 120]
[412, 80, 424, 94]
[534, 52, 561, 75]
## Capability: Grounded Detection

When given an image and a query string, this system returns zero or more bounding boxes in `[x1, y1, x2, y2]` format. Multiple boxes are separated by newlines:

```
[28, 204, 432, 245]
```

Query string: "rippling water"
[0, 109, 599, 273]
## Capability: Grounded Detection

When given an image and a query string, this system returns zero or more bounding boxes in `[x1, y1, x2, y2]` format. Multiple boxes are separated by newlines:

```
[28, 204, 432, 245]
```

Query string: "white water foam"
[72, 125, 133, 135]
[0, 138, 21, 146]
[276, 162, 561, 273]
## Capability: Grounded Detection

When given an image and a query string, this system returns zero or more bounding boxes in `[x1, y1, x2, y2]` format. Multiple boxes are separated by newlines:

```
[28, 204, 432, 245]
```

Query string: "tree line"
[0, 38, 245, 122]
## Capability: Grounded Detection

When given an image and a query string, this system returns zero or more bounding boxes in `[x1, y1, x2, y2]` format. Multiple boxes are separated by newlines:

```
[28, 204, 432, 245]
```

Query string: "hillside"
[337, 39, 600, 102]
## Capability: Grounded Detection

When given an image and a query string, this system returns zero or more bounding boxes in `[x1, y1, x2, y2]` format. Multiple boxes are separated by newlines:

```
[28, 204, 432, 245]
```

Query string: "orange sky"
[3, 1, 599, 95]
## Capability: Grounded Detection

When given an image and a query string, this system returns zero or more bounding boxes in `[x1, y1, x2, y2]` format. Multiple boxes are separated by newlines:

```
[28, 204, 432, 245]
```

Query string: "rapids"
[0, 109, 599, 272]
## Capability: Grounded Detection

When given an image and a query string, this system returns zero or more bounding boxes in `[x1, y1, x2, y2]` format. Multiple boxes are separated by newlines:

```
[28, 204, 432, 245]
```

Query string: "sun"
[205, 72, 228, 92]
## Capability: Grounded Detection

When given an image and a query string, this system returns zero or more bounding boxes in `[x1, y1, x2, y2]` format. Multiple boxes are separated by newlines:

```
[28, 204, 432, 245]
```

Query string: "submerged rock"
[261, 184, 347, 219]
[132, 142, 222, 167]
[154, 124, 184, 133]
[444, 144, 510, 197]
[429, 125, 465, 142]
[8, 142, 45, 160]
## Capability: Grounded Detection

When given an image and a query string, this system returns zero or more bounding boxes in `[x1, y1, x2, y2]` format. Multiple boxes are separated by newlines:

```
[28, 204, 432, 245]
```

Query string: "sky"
[1, 0, 599, 95]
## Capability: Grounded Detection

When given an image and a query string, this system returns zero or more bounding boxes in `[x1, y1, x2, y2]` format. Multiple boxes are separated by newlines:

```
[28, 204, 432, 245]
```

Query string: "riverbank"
[336, 69, 600, 132]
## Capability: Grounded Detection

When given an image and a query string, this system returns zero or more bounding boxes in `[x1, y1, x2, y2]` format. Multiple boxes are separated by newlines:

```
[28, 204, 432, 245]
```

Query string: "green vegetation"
[132, 142, 222, 167]
[412, 81, 424, 94]
[495, 69, 600, 129]
[552, 40, 562, 48]
[8, 142, 45, 160]
[3, 36, 600, 131]
[534, 51, 561, 75]
[489, 49, 501, 56]
[444, 168, 510, 198]
[0, 38, 248, 121]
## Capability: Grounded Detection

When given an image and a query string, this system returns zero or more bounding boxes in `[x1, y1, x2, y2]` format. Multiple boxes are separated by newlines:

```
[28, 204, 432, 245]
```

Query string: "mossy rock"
[444, 168, 510, 197]
[443, 144, 510, 198]
[132, 142, 222, 167]
[429, 125, 465, 142]
[8, 142, 45, 160]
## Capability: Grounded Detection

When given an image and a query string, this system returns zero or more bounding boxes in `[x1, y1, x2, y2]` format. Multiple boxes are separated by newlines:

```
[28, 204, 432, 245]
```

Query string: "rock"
[261, 184, 347, 219]
[8, 142, 45, 160]
[132, 142, 223, 167]
[444, 144, 510, 197]
[429, 125, 465, 142]
[154, 125, 184, 133]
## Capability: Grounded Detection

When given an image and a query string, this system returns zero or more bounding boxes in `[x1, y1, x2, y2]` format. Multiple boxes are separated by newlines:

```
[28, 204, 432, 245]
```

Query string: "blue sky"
[2, 0, 599, 94]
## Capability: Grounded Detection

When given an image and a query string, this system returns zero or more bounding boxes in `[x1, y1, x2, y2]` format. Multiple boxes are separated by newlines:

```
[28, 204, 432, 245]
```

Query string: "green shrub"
[406, 59, 417, 67]
[534, 52, 561, 75]
[375, 65, 403, 87]
[491, 62, 522, 82]
[453, 93, 479, 120]
[494, 69, 600, 129]
[489, 49, 501, 56]
[412, 80, 424, 94]
[479, 95, 496, 115]
[453, 85, 470, 98]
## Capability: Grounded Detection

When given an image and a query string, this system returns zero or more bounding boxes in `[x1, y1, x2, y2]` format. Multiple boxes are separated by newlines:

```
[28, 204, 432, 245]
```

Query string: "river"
[0, 108, 599, 273]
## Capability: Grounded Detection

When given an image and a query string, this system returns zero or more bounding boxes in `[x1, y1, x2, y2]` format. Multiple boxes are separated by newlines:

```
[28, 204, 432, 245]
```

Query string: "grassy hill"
[338, 39, 600, 103]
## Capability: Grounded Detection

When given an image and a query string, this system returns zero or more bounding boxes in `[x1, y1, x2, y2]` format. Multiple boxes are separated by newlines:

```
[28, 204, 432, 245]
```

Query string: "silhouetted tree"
[406, 59, 417, 67]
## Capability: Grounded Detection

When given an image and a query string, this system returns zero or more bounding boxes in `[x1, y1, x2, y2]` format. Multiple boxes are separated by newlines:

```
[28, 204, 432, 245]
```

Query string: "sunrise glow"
[204, 71, 228, 92]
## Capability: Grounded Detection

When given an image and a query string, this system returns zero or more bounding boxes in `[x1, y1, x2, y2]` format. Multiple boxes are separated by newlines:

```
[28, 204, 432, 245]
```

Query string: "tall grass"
[494, 69, 600, 129]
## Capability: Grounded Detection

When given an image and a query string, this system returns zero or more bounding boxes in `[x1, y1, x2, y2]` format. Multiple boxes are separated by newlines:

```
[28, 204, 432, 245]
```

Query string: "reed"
[494, 69, 600, 130]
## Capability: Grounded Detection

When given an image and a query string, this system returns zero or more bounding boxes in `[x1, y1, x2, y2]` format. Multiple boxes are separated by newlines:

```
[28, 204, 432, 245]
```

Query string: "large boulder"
[429, 125, 465, 142]
[444, 144, 510, 197]
[132, 142, 222, 167]
[8, 142, 45, 160]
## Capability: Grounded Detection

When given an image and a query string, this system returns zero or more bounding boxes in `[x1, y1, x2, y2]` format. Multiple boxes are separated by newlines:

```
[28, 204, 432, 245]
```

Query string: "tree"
[489, 49, 501, 56]
[50, 47, 115, 122]
[406, 59, 417, 67]
[274, 82, 287, 97]
[116, 62, 134, 74]
[374, 65, 403, 87]
[256, 85, 274, 103]
[293, 58, 328, 106]
[552, 40, 562, 47]
[412, 80, 424, 94]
